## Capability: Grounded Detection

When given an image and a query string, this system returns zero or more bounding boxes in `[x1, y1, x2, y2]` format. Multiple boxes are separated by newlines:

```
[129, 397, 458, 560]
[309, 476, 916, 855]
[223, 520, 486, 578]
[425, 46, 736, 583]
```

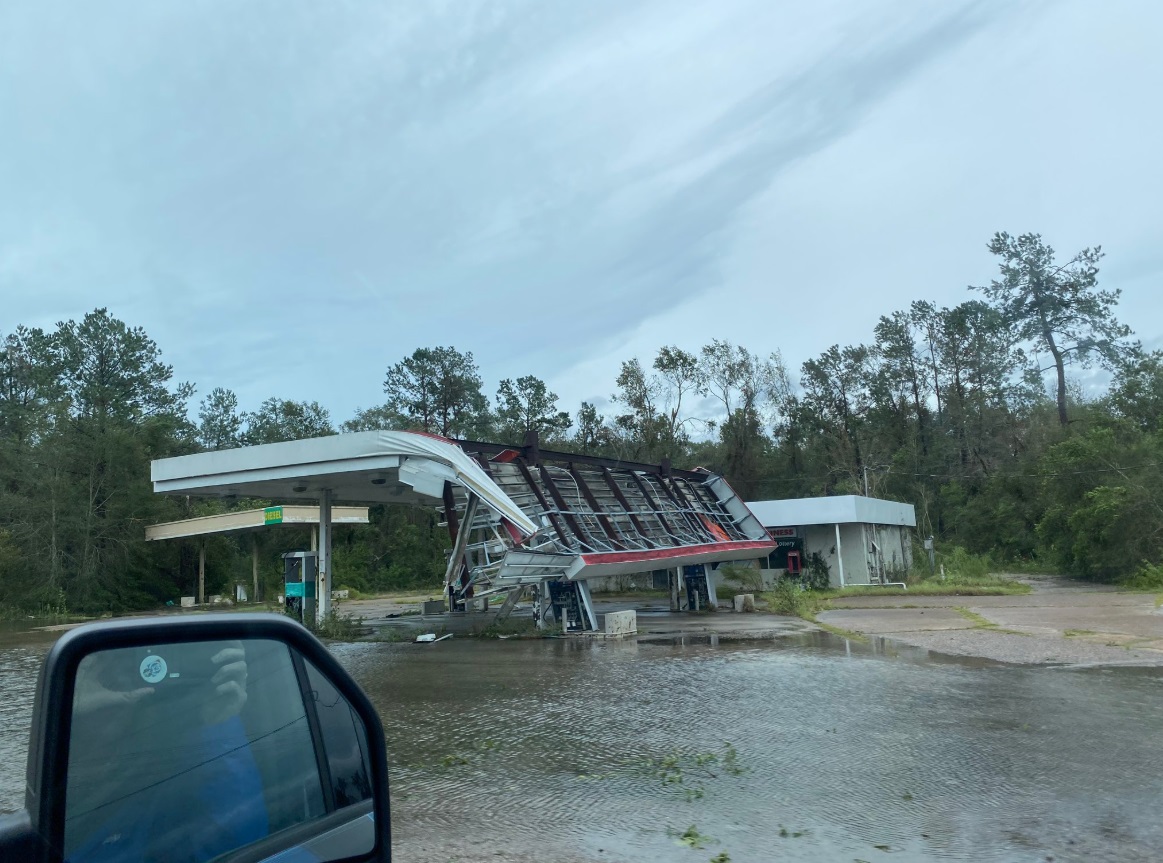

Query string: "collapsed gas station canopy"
[151, 430, 774, 607]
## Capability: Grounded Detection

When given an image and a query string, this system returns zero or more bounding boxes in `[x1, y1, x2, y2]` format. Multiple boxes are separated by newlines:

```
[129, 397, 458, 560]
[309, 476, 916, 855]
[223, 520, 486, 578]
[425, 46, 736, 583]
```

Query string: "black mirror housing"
[0, 614, 391, 863]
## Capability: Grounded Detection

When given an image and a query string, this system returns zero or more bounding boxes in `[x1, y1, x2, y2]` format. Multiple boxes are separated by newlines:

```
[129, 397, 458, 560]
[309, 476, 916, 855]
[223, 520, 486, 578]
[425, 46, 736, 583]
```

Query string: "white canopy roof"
[151, 430, 539, 536]
[745, 495, 917, 529]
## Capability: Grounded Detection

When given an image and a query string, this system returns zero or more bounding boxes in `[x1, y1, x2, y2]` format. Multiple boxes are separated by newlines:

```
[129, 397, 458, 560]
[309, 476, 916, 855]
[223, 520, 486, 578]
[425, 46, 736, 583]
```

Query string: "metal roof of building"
[745, 495, 917, 529]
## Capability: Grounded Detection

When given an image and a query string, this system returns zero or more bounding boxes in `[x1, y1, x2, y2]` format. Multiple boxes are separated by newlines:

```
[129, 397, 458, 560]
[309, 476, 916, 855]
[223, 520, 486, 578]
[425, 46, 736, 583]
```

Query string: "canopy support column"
[198, 540, 206, 605]
[317, 489, 332, 624]
[835, 522, 846, 588]
[251, 536, 259, 602]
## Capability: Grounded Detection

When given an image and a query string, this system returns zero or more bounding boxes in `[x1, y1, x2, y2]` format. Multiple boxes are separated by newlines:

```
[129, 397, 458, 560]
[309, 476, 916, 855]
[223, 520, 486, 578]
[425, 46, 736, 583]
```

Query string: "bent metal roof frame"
[150, 430, 774, 594]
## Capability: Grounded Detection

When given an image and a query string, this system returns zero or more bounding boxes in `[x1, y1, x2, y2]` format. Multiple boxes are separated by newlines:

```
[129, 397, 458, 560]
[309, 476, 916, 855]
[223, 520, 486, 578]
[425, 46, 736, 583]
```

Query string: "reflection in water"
[4, 628, 1163, 862]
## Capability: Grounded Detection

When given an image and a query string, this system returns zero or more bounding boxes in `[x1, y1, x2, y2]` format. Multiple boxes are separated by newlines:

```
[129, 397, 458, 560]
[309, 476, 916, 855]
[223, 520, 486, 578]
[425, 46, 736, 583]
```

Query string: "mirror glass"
[63, 638, 375, 863]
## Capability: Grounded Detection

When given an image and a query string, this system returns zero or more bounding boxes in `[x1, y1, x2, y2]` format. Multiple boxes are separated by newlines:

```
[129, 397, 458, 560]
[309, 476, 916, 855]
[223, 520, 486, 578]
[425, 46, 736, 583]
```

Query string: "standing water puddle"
[3, 626, 1162, 861]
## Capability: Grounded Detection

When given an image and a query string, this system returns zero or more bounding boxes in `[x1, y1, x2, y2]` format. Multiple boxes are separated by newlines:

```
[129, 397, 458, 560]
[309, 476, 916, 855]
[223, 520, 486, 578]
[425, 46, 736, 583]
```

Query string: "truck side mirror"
[0, 614, 391, 863]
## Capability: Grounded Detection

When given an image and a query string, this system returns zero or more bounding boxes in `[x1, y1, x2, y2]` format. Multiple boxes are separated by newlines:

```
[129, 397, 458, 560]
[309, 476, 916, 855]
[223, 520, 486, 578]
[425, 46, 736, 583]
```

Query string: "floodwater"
[3, 624, 1163, 862]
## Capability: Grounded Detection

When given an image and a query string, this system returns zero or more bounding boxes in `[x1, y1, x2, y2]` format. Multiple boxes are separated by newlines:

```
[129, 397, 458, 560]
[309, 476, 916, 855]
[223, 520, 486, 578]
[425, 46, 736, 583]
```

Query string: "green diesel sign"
[263, 506, 284, 525]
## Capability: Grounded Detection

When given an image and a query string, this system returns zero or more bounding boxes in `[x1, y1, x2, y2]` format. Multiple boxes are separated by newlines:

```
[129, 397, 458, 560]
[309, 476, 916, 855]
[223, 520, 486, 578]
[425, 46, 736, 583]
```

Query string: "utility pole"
[863, 465, 870, 497]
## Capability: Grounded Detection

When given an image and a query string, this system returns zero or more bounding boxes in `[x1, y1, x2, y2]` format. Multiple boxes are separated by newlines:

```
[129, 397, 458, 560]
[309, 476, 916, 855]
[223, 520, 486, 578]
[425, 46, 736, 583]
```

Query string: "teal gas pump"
[282, 551, 317, 623]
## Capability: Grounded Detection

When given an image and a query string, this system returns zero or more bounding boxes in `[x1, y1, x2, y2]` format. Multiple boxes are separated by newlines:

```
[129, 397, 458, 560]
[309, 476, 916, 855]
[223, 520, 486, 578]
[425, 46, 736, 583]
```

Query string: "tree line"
[2, 231, 1160, 613]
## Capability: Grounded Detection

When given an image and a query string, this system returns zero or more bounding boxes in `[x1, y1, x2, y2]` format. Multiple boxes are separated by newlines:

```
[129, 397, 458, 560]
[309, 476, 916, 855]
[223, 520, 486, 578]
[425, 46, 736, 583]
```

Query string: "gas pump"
[282, 551, 317, 624]
[682, 563, 718, 611]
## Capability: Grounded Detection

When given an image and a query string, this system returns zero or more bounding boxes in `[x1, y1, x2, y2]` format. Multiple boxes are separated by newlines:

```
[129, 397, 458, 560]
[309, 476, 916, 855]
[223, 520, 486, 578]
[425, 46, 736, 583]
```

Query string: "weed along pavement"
[339, 592, 819, 643]
[815, 576, 1163, 665]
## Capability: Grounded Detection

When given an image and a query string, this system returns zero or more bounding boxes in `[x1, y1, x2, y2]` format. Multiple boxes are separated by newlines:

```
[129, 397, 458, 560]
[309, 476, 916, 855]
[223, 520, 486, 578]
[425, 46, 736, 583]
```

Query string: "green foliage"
[763, 579, 823, 618]
[197, 387, 244, 450]
[1120, 562, 1163, 591]
[1036, 427, 1163, 580]
[383, 346, 489, 438]
[309, 610, 366, 641]
[646, 744, 747, 803]
[974, 231, 1131, 426]
[675, 826, 711, 849]
[936, 546, 992, 582]
[800, 552, 831, 591]
[339, 403, 408, 433]
[476, 618, 540, 639]
[495, 375, 571, 444]
[243, 398, 334, 445]
[719, 564, 763, 593]
[1108, 350, 1163, 431]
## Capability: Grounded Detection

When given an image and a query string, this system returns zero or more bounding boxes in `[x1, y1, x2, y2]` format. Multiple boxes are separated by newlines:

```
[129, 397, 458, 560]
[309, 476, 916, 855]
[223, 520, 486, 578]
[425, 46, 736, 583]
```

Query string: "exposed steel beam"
[441, 480, 460, 543]
[568, 466, 625, 549]
[538, 464, 596, 549]
[657, 474, 716, 543]
[515, 458, 572, 548]
[628, 471, 680, 541]
[600, 466, 656, 547]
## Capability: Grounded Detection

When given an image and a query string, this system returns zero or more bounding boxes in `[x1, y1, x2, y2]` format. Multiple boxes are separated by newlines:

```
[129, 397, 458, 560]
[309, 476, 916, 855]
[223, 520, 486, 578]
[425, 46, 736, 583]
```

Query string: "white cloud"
[1, 0, 1159, 424]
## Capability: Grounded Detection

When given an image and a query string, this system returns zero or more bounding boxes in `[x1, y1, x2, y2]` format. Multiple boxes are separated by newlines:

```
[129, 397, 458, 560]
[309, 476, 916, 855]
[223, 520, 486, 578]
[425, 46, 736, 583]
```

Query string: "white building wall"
[801, 523, 870, 587]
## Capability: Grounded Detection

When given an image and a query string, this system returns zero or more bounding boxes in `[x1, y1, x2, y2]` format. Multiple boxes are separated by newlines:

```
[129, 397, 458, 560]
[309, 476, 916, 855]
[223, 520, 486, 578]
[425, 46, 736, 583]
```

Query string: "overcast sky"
[2, 0, 1161, 424]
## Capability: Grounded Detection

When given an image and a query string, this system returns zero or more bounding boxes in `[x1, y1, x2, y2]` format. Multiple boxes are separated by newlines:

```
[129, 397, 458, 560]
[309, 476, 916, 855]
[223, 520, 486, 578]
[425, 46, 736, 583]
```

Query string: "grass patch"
[1064, 629, 1097, 638]
[811, 618, 869, 642]
[952, 607, 993, 627]
[309, 610, 367, 640]
[814, 581, 1030, 599]
[949, 607, 1030, 637]
[762, 580, 824, 617]
[759, 581, 868, 641]
[341, 590, 443, 605]
[475, 617, 542, 639]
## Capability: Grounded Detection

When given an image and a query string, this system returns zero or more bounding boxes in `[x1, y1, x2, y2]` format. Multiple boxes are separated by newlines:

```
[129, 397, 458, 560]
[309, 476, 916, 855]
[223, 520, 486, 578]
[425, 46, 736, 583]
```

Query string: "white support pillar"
[861, 523, 870, 585]
[834, 523, 846, 588]
[198, 540, 206, 605]
[251, 536, 259, 602]
[317, 489, 332, 624]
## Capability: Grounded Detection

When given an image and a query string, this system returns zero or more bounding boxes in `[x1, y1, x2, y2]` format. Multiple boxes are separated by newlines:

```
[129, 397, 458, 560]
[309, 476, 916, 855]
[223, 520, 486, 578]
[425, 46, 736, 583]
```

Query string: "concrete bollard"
[733, 594, 755, 613]
[180, 596, 195, 608]
[604, 610, 637, 637]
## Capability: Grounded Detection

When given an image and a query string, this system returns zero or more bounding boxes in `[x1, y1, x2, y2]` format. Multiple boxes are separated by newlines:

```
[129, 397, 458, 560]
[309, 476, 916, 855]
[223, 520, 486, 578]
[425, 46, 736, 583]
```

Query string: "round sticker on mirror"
[139, 654, 168, 684]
